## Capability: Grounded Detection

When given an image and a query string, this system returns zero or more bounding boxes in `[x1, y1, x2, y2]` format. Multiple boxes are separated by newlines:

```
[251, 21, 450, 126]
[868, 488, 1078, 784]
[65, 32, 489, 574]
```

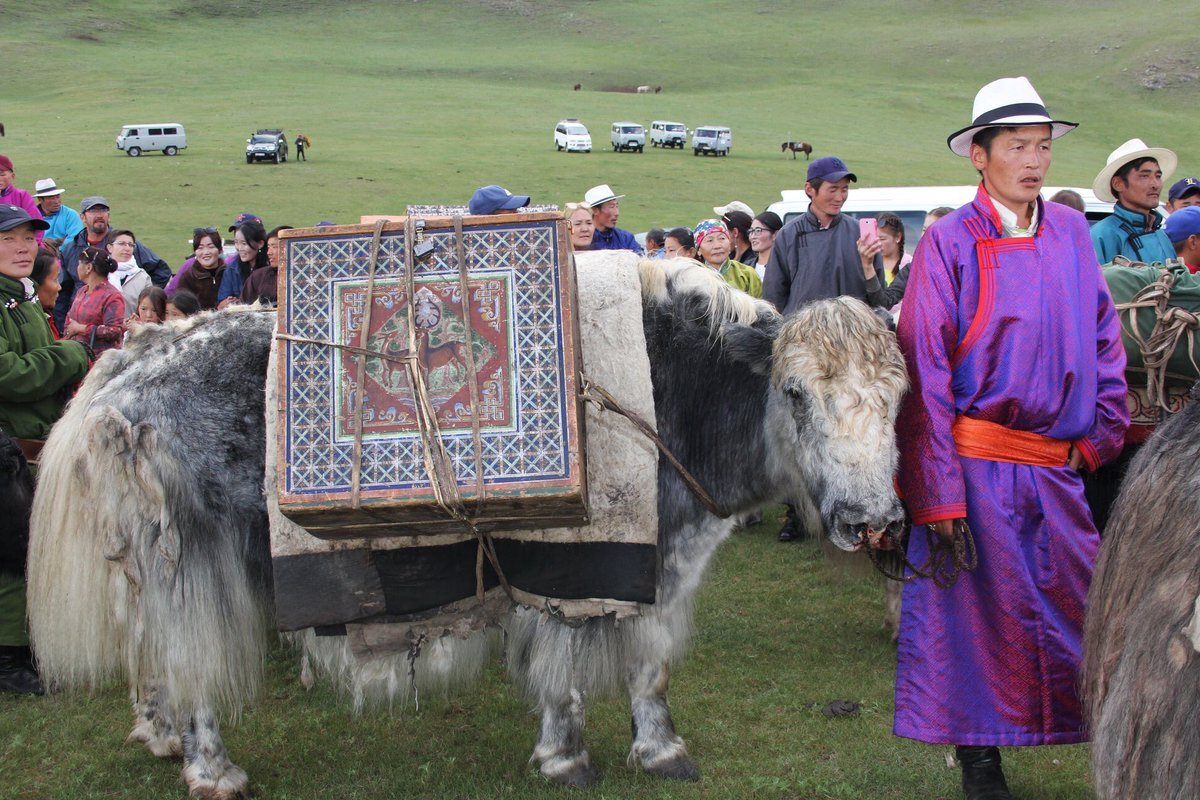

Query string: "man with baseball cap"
[1167, 176, 1200, 212]
[34, 178, 84, 250]
[55, 196, 171, 331]
[1090, 138, 1176, 264]
[0, 156, 43, 246]
[764, 154, 886, 543]
[893, 77, 1128, 800]
[0, 204, 91, 694]
[584, 184, 641, 253]
[468, 185, 530, 215]
[1166, 205, 1200, 273]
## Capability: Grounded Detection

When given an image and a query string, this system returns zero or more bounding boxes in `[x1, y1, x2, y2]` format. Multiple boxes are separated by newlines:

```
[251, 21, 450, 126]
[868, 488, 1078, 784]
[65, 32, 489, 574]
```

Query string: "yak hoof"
[543, 760, 600, 788]
[644, 754, 700, 782]
[126, 722, 183, 760]
[182, 762, 249, 799]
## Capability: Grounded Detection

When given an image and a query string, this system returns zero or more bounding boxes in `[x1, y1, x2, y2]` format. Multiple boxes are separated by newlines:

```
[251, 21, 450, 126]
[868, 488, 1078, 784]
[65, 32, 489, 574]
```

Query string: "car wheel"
[274, 152, 281, 164]
[128, 147, 141, 157]
[246, 155, 253, 164]
[164, 146, 177, 156]
[556, 143, 561, 151]
[693, 148, 699, 156]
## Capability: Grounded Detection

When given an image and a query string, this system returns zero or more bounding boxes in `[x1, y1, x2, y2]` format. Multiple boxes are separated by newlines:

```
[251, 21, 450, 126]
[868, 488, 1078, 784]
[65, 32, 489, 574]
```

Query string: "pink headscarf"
[693, 219, 729, 249]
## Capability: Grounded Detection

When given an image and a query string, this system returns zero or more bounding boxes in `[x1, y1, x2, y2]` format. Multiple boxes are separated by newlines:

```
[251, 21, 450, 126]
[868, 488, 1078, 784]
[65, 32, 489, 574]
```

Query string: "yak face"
[770, 297, 908, 550]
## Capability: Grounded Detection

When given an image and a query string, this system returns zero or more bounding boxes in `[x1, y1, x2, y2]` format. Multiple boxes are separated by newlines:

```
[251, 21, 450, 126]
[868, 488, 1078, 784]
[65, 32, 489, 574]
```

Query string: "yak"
[1083, 385, 1200, 800]
[27, 255, 908, 798]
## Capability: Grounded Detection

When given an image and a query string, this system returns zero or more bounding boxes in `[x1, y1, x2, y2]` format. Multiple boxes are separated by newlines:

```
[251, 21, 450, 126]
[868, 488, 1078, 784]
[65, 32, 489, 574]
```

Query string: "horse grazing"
[1082, 386, 1200, 800]
[573, 83, 581, 91]
[782, 141, 813, 160]
[27, 256, 907, 798]
[636, 84, 651, 93]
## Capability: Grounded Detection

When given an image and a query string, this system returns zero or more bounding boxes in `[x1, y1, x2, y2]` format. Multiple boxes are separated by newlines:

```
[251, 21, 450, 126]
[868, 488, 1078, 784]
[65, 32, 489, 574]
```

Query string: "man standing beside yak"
[892, 77, 1129, 800]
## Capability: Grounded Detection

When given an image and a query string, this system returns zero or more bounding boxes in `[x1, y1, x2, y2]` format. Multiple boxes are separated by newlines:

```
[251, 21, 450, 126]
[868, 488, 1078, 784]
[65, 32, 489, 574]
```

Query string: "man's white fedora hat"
[34, 178, 66, 197]
[947, 76, 1077, 157]
[1091, 138, 1178, 203]
[584, 184, 624, 207]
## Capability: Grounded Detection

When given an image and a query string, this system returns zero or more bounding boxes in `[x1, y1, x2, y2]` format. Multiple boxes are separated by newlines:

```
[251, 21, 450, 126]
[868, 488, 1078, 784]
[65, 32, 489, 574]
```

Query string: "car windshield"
[667, 125, 684, 132]
[251, 135, 277, 143]
[565, 125, 587, 135]
[697, 129, 717, 137]
[622, 127, 642, 134]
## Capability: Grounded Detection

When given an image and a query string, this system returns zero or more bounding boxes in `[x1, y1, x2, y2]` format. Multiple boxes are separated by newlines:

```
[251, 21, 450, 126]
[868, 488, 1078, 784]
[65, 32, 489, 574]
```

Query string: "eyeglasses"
[747, 227, 772, 235]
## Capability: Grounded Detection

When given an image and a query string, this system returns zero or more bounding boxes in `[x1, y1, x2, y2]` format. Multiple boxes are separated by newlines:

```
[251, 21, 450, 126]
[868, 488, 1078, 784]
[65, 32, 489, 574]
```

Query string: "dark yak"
[1083, 385, 1200, 800]
[27, 255, 907, 798]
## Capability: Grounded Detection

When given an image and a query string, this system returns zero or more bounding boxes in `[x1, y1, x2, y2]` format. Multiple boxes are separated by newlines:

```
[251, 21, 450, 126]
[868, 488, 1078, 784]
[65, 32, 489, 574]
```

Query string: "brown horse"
[782, 141, 812, 160]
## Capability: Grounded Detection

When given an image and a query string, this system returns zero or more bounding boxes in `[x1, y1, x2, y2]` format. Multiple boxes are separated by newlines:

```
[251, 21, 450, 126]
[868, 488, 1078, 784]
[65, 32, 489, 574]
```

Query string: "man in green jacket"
[0, 204, 90, 694]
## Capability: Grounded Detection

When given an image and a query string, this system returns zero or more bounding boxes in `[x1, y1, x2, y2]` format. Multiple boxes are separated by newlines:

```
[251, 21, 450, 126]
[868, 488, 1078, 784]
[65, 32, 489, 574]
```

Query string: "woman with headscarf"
[693, 219, 761, 297]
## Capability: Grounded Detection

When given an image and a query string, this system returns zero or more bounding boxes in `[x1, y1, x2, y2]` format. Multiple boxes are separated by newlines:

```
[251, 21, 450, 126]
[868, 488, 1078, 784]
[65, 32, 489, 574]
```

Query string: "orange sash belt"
[952, 416, 1069, 467]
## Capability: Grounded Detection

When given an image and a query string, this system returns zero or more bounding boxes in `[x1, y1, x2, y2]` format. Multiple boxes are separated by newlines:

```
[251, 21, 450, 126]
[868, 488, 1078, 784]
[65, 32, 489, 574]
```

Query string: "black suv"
[245, 129, 288, 164]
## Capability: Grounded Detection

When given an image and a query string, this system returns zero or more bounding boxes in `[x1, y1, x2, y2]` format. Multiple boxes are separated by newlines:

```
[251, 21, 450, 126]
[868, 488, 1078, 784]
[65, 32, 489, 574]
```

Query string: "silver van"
[116, 123, 187, 157]
[610, 122, 645, 152]
[650, 121, 687, 149]
[691, 126, 731, 157]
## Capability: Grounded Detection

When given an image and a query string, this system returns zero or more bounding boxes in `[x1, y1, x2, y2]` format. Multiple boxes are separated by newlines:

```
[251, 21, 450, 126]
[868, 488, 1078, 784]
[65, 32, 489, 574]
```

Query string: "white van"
[116, 124, 187, 157]
[650, 121, 687, 149]
[767, 185, 1114, 247]
[554, 119, 592, 153]
[611, 122, 645, 152]
[692, 126, 731, 157]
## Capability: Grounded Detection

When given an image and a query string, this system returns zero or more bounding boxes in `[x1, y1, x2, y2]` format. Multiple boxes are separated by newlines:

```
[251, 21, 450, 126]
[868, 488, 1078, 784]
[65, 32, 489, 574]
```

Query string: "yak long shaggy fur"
[1082, 386, 1200, 800]
[25, 256, 908, 797]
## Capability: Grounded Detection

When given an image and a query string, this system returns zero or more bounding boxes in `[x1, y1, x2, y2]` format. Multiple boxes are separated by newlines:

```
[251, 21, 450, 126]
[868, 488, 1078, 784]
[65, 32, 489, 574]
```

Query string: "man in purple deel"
[893, 77, 1129, 800]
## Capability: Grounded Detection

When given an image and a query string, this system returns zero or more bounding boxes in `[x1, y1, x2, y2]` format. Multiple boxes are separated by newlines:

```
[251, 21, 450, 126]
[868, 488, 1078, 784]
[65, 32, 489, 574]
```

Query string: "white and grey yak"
[27, 255, 908, 798]
[1082, 384, 1200, 800]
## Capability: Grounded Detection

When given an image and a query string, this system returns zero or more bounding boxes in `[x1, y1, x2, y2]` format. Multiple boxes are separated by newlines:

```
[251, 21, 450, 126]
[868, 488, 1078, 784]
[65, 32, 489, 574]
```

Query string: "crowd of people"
[3, 72, 1200, 800]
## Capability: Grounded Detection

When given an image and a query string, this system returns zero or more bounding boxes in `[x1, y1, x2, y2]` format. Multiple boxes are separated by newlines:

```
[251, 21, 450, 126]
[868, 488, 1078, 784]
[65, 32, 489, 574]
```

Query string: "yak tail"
[27, 386, 131, 690]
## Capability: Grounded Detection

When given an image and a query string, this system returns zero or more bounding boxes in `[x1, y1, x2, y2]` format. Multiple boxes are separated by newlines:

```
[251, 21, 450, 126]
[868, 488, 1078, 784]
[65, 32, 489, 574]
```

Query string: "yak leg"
[532, 687, 598, 787]
[628, 656, 699, 780]
[180, 711, 249, 800]
[127, 681, 183, 759]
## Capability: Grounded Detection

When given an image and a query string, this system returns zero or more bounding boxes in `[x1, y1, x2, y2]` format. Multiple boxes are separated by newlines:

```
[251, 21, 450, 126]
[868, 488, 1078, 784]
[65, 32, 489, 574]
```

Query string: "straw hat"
[1091, 138, 1177, 203]
[947, 77, 1077, 157]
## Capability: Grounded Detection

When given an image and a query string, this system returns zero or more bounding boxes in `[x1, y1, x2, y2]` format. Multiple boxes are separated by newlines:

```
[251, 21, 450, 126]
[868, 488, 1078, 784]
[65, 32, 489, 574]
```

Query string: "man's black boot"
[955, 745, 1011, 800]
[777, 505, 802, 542]
[0, 645, 44, 695]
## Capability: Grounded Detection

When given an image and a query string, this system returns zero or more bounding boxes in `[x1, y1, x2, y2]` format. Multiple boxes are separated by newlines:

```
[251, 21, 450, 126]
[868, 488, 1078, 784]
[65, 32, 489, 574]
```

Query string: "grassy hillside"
[1, 0, 1197, 256]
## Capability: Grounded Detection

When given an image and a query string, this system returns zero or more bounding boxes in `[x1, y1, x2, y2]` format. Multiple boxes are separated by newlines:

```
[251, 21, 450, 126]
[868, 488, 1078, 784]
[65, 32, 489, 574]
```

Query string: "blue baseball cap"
[228, 211, 262, 231]
[1165, 206, 1200, 243]
[1169, 177, 1200, 203]
[469, 185, 530, 215]
[806, 155, 857, 184]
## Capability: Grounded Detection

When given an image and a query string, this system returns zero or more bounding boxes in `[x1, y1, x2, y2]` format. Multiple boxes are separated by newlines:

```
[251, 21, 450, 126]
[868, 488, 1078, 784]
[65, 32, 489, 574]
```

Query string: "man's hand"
[931, 518, 962, 541]
[1068, 445, 1084, 471]
[857, 236, 882, 280]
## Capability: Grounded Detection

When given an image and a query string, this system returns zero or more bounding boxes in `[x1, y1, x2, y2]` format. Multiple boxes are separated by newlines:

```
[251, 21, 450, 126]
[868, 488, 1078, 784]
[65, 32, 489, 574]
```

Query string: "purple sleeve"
[895, 231, 967, 525]
[1075, 273, 1130, 470]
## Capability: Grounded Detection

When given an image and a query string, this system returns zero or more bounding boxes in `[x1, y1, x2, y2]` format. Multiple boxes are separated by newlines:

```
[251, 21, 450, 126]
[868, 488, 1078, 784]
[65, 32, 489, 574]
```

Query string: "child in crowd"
[165, 289, 200, 321]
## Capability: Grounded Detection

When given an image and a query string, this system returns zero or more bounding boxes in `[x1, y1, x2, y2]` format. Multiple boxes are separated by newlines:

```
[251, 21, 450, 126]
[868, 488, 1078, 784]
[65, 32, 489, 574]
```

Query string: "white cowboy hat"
[947, 76, 1077, 157]
[34, 178, 66, 197]
[1091, 138, 1178, 203]
[584, 184, 624, 207]
[713, 200, 753, 217]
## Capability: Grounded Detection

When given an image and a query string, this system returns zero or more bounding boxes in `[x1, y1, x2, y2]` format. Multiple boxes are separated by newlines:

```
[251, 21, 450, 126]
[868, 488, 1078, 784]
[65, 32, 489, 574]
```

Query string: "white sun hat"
[1091, 138, 1178, 203]
[713, 200, 753, 216]
[584, 184, 624, 207]
[947, 76, 1077, 157]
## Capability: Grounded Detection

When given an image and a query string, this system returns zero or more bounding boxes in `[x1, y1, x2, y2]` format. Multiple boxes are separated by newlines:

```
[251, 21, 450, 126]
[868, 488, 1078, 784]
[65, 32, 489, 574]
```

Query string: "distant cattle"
[636, 85, 651, 93]
[782, 141, 813, 160]
[573, 83, 581, 91]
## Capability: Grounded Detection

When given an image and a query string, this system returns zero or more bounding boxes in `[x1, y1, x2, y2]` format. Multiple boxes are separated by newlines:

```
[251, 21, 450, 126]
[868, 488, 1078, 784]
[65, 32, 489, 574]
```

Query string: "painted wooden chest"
[275, 214, 587, 536]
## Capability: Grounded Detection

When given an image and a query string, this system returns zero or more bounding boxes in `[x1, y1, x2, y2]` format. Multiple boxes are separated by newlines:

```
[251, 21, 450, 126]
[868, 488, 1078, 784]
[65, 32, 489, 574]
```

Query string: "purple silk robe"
[894, 185, 1129, 746]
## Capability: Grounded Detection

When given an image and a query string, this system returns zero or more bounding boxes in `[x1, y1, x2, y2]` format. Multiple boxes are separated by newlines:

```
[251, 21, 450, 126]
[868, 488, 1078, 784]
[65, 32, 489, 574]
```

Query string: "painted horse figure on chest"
[26, 256, 907, 797]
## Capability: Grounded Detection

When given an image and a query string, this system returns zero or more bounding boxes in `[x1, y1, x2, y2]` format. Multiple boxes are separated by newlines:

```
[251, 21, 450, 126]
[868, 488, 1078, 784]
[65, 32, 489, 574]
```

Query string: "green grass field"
[2, 0, 1197, 258]
[1, 2, 1193, 796]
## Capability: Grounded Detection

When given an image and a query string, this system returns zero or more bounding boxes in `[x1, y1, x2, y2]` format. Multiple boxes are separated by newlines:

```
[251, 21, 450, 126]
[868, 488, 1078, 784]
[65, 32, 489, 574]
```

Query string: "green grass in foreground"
[0, 511, 1092, 800]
